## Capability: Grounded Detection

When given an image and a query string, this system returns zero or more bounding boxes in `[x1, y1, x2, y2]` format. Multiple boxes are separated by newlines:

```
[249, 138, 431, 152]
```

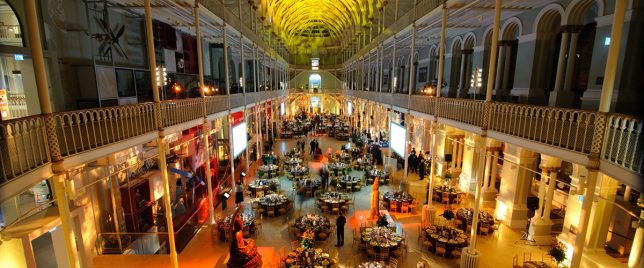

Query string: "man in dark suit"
[335, 212, 347, 247]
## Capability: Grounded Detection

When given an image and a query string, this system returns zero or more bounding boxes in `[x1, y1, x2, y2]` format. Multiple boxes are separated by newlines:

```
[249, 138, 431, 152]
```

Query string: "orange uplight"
[173, 83, 182, 93]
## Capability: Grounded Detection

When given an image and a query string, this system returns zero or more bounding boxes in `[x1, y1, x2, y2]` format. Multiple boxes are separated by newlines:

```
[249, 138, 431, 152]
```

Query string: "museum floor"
[93, 136, 551, 268]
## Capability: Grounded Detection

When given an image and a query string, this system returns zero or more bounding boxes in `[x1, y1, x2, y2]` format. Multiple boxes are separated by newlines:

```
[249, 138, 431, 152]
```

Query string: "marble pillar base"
[460, 248, 481, 268]
[548, 90, 576, 108]
[482, 189, 498, 209]
[528, 219, 554, 245]
[496, 199, 529, 229]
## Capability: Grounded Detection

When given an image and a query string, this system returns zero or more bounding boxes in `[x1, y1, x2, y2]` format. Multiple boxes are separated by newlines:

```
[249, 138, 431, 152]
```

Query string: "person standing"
[418, 157, 426, 181]
[408, 151, 417, 174]
[335, 212, 346, 247]
[235, 182, 244, 206]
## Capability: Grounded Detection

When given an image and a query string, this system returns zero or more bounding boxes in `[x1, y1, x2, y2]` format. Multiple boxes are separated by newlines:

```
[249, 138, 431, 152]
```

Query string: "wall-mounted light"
[604, 37, 611, 46]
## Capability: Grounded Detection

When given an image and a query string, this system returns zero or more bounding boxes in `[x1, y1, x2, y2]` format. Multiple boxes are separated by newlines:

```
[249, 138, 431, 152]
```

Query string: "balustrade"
[0, 116, 50, 185]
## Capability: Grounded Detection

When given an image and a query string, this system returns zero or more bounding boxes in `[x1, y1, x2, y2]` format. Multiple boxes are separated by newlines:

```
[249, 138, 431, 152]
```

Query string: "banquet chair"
[332, 203, 340, 215]
[452, 247, 463, 259]
[377, 247, 390, 262]
[279, 205, 288, 216]
[479, 223, 490, 235]
[341, 205, 349, 214]
[321, 205, 330, 214]
[422, 239, 433, 252]
[268, 207, 276, 217]
[345, 183, 353, 192]
[453, 219, 463, 228]
[389, 202, 398, 212]
[454, 193, 463, 204]
[352, 230, 362, 249]
[389, 258, 399, 268]
[400, 202, 410, 213]
[435, 243, 447, 257]
[409, 199, 419, 212]
[441, 193, 450, 204]
[348, 196, 356, 211]
[366, 244, 377, 260]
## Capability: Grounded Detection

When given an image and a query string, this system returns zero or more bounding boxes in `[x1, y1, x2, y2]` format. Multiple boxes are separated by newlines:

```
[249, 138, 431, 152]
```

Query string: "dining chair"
[389, 202, 398, 212]
[389, 257, 399, 268]
[435, 243, 447, 257]
[452, 247, 463, 259]
[366, 244, 377, 260]
[377, 247, 390, 262]
[267, 207, 276, 217]
[479, 223, 490, 235]
[454, 193, 463, 204]
[400, 202, 410, 213]
[318, 232, 328, 241]
[441, 192, 450, 204]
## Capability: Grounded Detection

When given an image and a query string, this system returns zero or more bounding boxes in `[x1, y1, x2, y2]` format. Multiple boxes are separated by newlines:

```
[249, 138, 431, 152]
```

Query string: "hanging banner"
[231, 111, 245, 126]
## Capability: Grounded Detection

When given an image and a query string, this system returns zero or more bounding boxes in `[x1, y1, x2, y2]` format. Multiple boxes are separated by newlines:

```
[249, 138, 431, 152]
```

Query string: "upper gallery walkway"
[334, 89, 642, 191]
[0, 91, 285, 197]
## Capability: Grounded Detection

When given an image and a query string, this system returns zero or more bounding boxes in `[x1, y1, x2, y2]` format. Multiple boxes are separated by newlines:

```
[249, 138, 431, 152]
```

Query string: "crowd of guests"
[408, 148, 430, 180]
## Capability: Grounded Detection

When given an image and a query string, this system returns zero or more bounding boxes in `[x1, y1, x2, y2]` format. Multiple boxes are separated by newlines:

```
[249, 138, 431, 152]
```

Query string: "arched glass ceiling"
[251, 0, 384, 54]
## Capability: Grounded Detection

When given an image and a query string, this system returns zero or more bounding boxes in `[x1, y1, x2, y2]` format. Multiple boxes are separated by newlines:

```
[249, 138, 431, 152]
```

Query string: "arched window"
[309, 73, 321, 92]
[0, 0, 24, 47]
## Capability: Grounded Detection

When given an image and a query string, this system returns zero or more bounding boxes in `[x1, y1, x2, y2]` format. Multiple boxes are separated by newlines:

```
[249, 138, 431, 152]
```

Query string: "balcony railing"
[54, 103, 156, 157]
[0, 116, 50, 184]
[348, 91, 643, 175]
[0, 91, 284, 187]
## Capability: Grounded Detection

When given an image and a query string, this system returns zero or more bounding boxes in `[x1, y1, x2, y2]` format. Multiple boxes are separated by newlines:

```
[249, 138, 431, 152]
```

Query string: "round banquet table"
[382, 192, 415, 213]
[296, 178, 321, 196]
[284, 247, 336, 268]
[455, 208, 495, 234]
[247, 179, 279, 197]
[289, 166, 309, 179]
[337, 176, 361, 192]
[360, 227, 403, 259]
[293, 214, 331, 240]
[433, 186, 460, 203]
[258, 194, 289, 217]
[284, 157, 303, 167]
[366, 169, 389, 184]
[217, 212, 255, 241]
[354, 157, 370, 170]
[424, 225, 469, 258]
[329, 162, 348, 176]
[258, 164, 279, 178]
[317, 192, 350, 214]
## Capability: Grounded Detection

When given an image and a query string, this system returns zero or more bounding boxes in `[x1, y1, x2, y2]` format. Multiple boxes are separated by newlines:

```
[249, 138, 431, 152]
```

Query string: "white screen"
[280, 102, 285, 115]
[232, 122, 248, 158]
[389, 122, 406, 157]
[348, 102, 352, 116]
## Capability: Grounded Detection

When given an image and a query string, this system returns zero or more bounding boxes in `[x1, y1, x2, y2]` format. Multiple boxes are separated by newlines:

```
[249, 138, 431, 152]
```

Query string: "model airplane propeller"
[89, 17, 128, 59]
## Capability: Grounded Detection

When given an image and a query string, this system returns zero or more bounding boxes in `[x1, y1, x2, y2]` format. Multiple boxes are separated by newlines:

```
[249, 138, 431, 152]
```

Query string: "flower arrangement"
[441, 209, 455, 221]
[376, 214, 389, 227]
[301, 230, 315, 249]
[548, 239, 568, 266]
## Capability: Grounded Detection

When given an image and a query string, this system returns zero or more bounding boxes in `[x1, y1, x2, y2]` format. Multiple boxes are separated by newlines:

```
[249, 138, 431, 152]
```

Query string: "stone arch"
[450, 36, 463, 54]
[565, 0, 604, 25]
[463, 32, 476, 50]
[501, 17, 523, 40]
[533, 3, 565, 34]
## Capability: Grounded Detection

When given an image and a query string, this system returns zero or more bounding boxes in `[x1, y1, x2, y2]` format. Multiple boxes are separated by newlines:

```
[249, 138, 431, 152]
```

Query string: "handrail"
[0, 91, 284, 188]
[349, 91, 643, 176]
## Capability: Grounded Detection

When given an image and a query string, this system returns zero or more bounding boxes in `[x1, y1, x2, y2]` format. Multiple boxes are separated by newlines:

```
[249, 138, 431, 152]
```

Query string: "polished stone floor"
[94, 135, 551, 268]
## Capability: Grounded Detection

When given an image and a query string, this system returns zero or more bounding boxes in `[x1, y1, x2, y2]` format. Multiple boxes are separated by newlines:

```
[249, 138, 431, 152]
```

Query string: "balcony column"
[194, 4, 215, 226]
[495, 144, 536, 228]
[488, 151, 499, 189]
[584, 174, 619, 252]
[379, 43, 384, 92]
[391, 35, 397, 94]
[144, 0, 178, 266]
[408, 23, 417, 94]
[570, 169, 599, 268]
[528, 154, 561, 245]
[628, 195, 644, 268]
[481, 151, 492, 190]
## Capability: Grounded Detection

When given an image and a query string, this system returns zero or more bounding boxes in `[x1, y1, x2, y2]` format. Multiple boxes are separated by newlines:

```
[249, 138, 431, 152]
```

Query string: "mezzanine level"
[347, 90, 642, 191]
[0, 90, 285, 198]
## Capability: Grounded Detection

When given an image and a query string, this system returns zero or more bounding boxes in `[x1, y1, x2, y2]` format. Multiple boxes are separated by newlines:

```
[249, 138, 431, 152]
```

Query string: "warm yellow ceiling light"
[253, 0, 382, 54]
